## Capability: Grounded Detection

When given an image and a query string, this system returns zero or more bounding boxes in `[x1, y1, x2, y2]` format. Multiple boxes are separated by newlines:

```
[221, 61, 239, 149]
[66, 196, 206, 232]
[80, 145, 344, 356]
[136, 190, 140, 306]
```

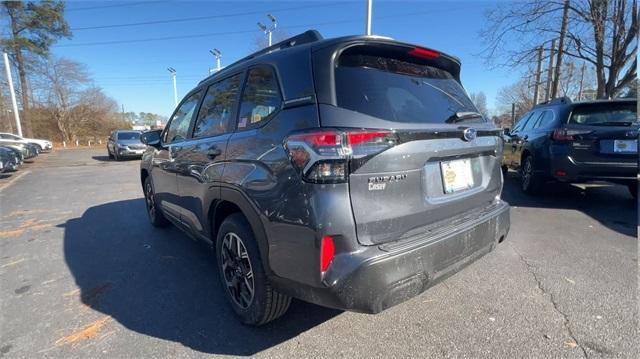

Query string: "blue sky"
[53, 0, 518, 117]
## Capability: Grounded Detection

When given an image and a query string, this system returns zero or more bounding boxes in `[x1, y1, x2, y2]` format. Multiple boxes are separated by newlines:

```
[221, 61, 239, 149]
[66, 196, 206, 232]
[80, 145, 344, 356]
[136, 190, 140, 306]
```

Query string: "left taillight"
[284, 129, 397, 183]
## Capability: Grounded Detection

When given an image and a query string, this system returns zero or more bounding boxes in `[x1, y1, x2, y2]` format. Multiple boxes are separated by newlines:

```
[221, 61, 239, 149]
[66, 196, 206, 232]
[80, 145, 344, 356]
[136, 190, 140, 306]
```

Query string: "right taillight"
[551, 128, 592, 142]
[284, 129, 398, 183]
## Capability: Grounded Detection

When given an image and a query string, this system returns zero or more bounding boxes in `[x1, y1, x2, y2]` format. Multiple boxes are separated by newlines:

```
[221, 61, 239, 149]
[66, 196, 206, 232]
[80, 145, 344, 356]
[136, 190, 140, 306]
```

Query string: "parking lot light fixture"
[258, 15, 277, 47]
[210, 49, 222, 72]
[167, 67, 177, 107]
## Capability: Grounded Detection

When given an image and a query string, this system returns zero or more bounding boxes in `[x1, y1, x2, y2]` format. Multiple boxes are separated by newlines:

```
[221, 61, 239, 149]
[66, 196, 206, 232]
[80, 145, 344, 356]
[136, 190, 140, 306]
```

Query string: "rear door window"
[237, 66, 281, 130]
[335, 50, 479, 124]
[523, 112, 542, 131]
[513, 112, 534, 133]
[193, 74, 242, 138]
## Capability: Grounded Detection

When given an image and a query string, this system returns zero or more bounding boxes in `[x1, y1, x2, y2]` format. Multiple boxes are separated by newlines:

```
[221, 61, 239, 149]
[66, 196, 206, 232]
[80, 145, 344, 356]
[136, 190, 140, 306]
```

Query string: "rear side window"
[569, 103, 637, 126]
[335, 50, 479, 124]
[533, 110, 555, 129]
[237, 67, 281, 130]
[193, 74, 242, 138]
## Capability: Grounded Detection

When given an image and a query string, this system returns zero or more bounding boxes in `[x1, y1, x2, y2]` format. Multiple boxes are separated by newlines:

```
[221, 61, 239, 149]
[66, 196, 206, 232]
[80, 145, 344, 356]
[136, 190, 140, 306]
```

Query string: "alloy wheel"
[522, 158, 532, 191]
[220, 232, 255, 309]
[145, 182, 156, 218]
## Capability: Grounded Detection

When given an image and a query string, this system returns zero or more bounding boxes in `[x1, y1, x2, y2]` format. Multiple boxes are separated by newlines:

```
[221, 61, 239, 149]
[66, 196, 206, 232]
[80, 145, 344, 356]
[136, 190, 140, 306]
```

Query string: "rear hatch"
[312, 41, 503, 245]
[558, 101, 638, 165]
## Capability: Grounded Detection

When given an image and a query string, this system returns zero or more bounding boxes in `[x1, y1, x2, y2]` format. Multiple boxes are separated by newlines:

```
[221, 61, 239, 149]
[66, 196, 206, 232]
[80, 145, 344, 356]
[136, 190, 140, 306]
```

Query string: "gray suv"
[108, 130, 146, 160]
[140, 31, 510, 325]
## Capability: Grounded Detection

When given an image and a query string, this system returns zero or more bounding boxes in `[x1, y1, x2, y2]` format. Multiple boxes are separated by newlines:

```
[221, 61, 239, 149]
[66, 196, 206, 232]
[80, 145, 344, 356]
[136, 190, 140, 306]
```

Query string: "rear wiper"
[445, 111, 484, 124]
[591, 121, 635, 126]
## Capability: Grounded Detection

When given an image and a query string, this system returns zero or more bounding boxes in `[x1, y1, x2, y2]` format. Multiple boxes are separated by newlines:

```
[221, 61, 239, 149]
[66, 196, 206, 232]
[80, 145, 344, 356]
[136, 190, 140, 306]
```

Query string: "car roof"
[199, 30, 460, 86]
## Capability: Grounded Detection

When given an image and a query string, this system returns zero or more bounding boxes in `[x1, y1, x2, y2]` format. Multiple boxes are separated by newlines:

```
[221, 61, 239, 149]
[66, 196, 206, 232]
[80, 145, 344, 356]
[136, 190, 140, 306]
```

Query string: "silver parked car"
[107, 130, 146, 160]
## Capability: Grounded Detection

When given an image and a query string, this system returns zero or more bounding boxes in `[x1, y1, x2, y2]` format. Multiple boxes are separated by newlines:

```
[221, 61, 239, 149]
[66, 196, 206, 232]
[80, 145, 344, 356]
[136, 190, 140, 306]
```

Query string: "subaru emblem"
[463, 128, 477, 142]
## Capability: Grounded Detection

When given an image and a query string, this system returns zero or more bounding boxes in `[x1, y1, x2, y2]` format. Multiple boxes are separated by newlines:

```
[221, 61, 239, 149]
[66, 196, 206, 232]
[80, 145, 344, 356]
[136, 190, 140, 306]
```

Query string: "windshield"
[335, 54, 480, 124]
[569, 103, 638, 126]
[117, 132, 141, 140]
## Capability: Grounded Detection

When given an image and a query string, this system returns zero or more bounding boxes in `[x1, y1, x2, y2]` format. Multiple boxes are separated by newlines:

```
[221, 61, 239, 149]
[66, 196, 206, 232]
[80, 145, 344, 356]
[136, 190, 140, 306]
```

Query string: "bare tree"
[480, 0, 637, 99]
[32, 57, 89, 142]
[468, 91, 490, 118]
[1, 1, 71, 137]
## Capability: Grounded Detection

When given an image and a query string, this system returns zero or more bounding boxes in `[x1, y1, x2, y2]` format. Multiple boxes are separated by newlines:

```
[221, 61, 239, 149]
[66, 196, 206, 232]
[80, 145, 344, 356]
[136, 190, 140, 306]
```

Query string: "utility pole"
[2, 52, 22, 137]
[167, 67, 177, 107]
[210, 49, 222, 72]
[533, 46, 543, 105]
[552, 0, 570, 99]
[365, 0, 373, 35]
[545, 39, 556, 101]
[511, 103, 516, 127]
[121, 104, 125, 122]
[577, 62, 586, 101]
[257, 14, 277, 47]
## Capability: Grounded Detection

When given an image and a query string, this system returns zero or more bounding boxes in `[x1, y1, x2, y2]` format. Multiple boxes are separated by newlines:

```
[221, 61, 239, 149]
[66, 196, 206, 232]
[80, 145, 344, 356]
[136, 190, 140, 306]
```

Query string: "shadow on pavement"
[91, 155, 111, 162]
[502, 171, 637, 237]
[60, 199, 340, 355]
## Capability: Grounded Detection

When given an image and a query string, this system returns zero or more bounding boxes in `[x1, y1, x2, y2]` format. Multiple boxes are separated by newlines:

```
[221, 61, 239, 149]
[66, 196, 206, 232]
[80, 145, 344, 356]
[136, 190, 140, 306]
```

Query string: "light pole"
[210, 49, 222, 72]
[257, 14, 277, 47]
[365, 0, 372, 35]
[2, 52, 22, 136]
[167, 67, 177, 106]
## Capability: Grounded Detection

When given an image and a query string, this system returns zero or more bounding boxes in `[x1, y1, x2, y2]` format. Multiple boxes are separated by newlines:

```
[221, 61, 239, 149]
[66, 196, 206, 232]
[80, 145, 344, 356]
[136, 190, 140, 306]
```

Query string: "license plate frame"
[440, 158, 474, 194]
[613, 139, 638, 153]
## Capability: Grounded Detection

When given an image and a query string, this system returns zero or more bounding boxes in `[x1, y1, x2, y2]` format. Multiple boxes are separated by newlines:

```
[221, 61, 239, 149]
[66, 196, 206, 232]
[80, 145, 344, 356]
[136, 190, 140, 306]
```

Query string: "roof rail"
[199, 30, 323, 84]
[536, 96, 572, 106]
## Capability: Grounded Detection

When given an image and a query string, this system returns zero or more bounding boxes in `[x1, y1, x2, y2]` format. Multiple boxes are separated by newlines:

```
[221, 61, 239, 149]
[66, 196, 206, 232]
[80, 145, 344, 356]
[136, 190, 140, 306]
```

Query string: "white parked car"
[0, 132, 53, 152]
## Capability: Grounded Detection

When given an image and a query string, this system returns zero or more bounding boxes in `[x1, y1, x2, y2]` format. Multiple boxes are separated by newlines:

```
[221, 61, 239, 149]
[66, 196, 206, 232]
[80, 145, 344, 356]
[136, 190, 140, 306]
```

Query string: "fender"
[214, 186, 273, 276]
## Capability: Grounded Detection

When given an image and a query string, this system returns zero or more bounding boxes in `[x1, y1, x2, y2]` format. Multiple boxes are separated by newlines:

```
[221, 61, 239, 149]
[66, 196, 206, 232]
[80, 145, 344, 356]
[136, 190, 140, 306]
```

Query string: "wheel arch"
[140, 168, 149, 188]
[208, 188, 272, 276]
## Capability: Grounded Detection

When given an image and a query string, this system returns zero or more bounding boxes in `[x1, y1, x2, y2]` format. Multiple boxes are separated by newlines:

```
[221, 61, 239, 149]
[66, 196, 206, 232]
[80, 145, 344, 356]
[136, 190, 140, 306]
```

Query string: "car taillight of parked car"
[551, 128, 593, 142]
[284, 129, 398, 183]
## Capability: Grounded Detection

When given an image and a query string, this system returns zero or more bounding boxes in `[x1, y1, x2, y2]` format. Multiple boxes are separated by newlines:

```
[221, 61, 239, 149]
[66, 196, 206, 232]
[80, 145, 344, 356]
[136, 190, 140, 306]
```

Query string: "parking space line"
[0, 170, 31, 193]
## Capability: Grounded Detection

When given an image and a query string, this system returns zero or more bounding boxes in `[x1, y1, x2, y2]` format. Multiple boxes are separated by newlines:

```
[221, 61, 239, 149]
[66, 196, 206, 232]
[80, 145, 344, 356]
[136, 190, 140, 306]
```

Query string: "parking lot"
[0, 148, 637, 358]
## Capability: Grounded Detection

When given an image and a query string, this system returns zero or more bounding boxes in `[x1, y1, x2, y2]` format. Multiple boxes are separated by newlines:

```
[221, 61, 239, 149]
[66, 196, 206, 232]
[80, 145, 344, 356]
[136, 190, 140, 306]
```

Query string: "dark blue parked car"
[503, 97, 638, 198]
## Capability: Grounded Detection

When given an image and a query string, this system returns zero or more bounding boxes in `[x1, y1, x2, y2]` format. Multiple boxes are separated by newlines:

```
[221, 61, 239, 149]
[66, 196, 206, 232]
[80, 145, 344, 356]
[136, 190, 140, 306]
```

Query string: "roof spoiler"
[199, 30, 323, 85]
[536, 96, 572, 106]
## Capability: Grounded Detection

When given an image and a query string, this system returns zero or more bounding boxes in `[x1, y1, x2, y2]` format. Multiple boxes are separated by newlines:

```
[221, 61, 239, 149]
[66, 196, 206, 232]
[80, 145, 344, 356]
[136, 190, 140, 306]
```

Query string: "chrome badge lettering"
[367, 174, 407, 191]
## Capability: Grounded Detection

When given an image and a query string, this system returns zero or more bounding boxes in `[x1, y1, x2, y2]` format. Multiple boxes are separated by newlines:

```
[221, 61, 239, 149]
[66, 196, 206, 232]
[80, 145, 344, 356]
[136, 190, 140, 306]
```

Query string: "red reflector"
[320, 235, 335, 272]
[555, 170, 567, 177]
[408, 47, 440, 59]
[347, 131, 388, 145]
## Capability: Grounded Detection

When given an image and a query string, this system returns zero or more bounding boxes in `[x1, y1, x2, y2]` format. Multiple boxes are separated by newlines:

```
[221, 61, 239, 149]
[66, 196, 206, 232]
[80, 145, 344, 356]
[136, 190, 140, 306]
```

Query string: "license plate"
[440, 159, 474, 194]
[613, 139, 637, 153]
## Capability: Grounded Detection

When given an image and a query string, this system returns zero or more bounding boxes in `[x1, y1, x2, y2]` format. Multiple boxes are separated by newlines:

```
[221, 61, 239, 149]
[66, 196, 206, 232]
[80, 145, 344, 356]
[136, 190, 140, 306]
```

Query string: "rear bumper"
[273, 200, 510, 313]
[550, 155, 637, 183]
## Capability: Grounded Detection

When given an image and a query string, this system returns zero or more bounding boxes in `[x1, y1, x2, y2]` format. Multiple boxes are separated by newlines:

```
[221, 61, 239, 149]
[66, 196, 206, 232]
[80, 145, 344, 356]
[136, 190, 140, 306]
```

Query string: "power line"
[71, 2, 347, 31]
[66, 1, 164, 12]
[56, 6, 478, 48]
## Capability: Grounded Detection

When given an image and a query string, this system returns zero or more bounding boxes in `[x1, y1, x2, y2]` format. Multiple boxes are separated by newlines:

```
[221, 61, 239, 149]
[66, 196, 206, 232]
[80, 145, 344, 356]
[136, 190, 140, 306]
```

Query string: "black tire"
[501, 164, 509, 176]
[143, 176, 169, 227]
[113, 150, 120, 161]
[107, 149, 114, 159]
[216, 213, 291, 326]
[627, 182, 638, 200]
[521, 155, 541, 194]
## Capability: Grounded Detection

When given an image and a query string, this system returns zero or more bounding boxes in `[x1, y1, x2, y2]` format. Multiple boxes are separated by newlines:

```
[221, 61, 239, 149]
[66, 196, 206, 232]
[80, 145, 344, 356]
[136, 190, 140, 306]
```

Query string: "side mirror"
[502, 128, 511, 136]
[140, 129, 162, 148]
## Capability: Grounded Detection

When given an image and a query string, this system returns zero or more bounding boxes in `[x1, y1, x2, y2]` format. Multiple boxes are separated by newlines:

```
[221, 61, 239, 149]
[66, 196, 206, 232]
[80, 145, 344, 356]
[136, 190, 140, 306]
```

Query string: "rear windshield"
[569, 103, 637, 126]
[117, 132, 141, 140]
[335, 53, 479, 124]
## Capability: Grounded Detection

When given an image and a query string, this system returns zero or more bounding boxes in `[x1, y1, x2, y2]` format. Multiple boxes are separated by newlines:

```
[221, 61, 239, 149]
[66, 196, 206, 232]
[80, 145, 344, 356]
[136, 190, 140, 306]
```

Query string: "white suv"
[0, 133, 53, 152]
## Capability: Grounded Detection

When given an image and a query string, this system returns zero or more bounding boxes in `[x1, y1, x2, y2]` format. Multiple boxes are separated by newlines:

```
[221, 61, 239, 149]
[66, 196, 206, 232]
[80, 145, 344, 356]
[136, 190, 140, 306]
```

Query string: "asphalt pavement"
[0, 148, 637, 358]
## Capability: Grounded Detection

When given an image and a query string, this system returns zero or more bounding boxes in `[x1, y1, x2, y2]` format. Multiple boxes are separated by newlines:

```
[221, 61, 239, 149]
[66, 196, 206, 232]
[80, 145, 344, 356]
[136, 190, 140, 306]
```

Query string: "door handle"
[207, 146, 222, 158]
